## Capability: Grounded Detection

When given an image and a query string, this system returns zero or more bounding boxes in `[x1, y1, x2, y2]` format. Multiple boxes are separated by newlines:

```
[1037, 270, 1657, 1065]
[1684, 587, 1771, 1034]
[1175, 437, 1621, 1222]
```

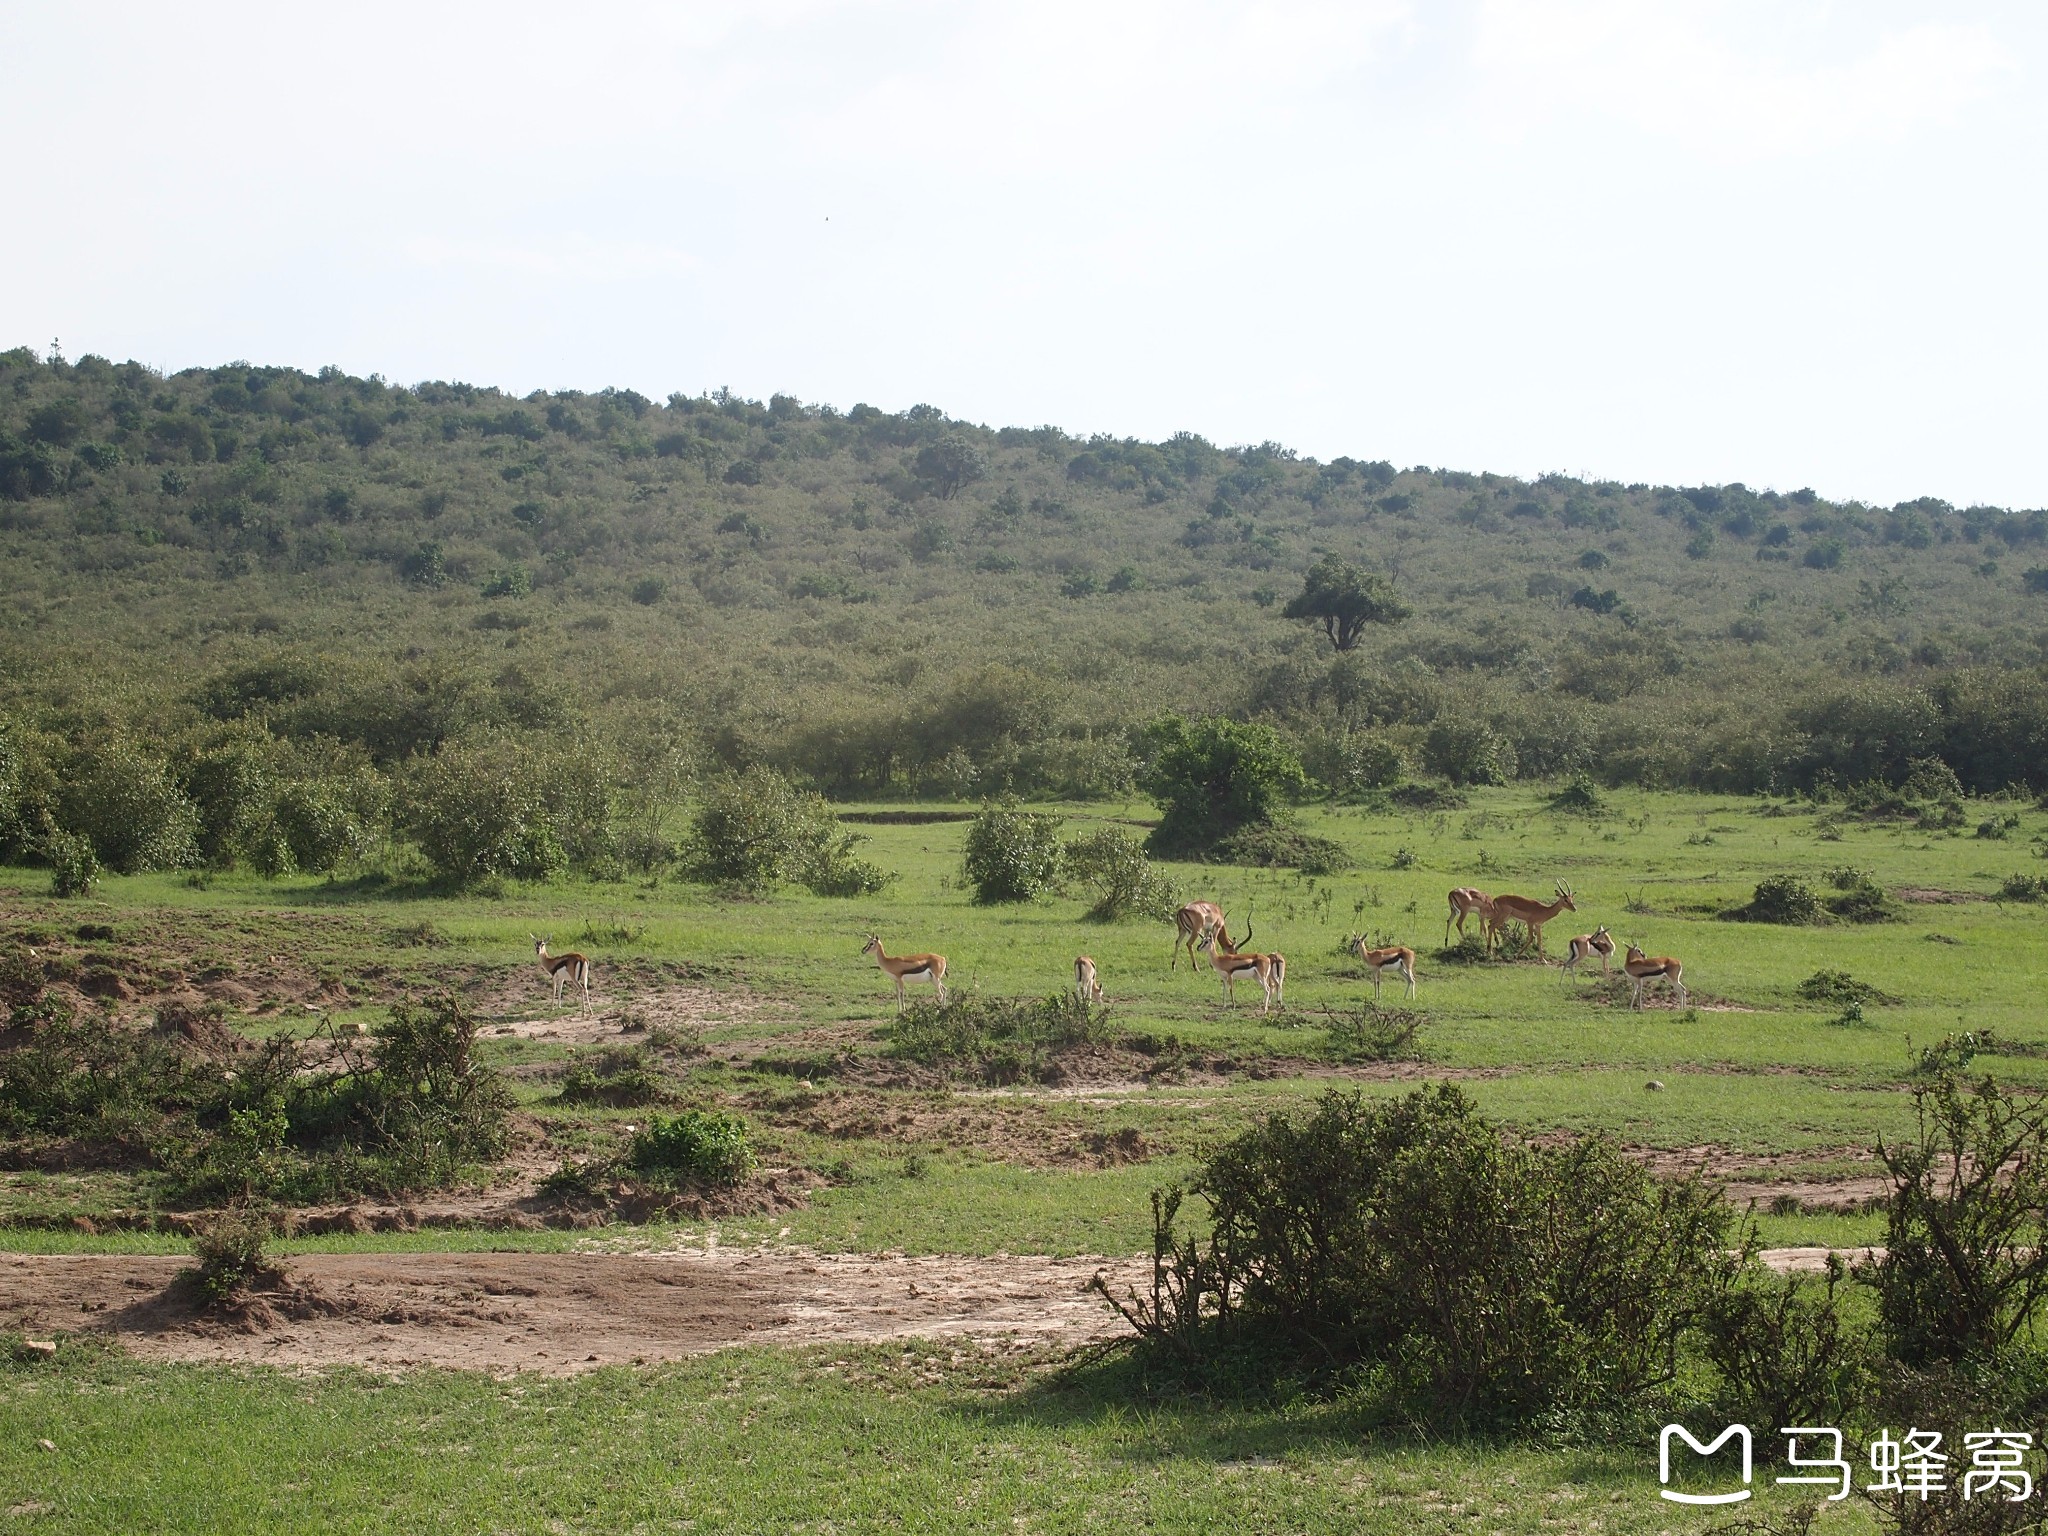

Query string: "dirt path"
[0, 1243, 1873, 1375]
[0, 1248, 1148, 1375]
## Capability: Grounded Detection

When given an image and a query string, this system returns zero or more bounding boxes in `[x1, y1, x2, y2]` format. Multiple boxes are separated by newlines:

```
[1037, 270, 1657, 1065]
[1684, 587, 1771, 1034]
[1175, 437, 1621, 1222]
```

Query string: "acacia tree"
[1282, 557, 1410, 652]
[913, 434, 989, 500]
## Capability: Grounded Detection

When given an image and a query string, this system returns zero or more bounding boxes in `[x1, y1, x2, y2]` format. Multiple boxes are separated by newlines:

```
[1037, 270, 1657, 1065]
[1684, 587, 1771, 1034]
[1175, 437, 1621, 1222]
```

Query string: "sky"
[3, 1, 2043, 506]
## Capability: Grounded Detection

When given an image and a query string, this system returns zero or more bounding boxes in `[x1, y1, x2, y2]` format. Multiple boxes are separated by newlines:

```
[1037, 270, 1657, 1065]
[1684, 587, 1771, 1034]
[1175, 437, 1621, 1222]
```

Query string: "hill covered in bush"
[3, 343, 2047, 881]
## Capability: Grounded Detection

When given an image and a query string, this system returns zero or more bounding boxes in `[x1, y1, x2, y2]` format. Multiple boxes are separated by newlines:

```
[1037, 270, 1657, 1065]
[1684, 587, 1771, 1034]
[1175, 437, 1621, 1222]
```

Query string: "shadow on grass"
[951, 1341, 1654, 1482]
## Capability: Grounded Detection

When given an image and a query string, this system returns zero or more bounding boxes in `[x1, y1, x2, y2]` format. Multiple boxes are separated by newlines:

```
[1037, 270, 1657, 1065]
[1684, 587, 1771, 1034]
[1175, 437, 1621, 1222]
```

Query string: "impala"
[532, 935, 592, 1009]
[1171, 901, 1231, 971]
[862, 934, 947, 1007]
[1198, 919, 1285, 1014]
[1486, 881, 1577, 956]
[1348, 935, 1417, 1001]
[1445, 887, 1493, 946]
[1074, 956, 1104, 1005]
[1560, 925, 1615, 979]
[1623, 943, 1687, 1010]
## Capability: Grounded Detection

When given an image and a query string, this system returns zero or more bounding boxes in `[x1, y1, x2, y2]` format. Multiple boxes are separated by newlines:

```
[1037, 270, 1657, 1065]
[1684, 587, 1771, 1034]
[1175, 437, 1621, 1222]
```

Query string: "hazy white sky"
[4, 1, 2042, 505]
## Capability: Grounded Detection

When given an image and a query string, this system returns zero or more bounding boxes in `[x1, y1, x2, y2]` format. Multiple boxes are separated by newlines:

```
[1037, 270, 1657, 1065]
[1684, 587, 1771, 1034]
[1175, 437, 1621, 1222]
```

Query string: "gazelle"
[1171, 901, 1230, 971]
[1561, 925, 1615, 979]
[1199, 919, 1286, 1014]
[1445, 887, 1493, 946]
[532, 935, 592, 1009]
[1074, 956, 1104, 1005]
[1348, 935, 1417, 1001]
[1623, 943, 1687, 1010]
[1486, 881, 1577, 956]
[862, 934, 947, 1008]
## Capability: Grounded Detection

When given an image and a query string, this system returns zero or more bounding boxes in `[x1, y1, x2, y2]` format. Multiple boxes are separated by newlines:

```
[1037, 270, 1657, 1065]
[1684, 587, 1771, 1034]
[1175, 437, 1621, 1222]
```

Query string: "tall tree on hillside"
[1282, 556, 1410, 652]
[913, 434, 989, 500]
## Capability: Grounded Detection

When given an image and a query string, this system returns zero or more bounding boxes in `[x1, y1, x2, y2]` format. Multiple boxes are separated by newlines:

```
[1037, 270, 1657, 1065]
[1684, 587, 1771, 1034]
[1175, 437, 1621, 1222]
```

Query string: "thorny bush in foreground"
[1096, 1084, 1739, 1427]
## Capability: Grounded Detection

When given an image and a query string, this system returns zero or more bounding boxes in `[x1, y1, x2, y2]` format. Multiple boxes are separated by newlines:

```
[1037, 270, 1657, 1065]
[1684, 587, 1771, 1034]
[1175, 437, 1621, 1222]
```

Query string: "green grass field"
[3, 784, 2038, 1529]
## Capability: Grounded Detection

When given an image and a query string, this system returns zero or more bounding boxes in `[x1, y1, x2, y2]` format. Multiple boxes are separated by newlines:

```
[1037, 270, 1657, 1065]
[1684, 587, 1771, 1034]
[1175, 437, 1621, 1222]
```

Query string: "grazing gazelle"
[1171, 901, 1231, 971]
[1623, 943, 1688, 1010]
[532, 935, 592, 1009]
[1445, 887, 1493, 946]
[1349, 935, 1417, 1002]
[1485, 881, 1577, 956]
[1199, 919, 1286, 1014]
[1074, 956, 1104, 1005]
[1560, 925, 1615, 979]
[861, 934, 947, 1008]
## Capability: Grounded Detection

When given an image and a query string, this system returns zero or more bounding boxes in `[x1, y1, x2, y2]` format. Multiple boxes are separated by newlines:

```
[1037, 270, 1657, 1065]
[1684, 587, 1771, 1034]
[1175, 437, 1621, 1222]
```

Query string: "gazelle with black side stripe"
[862, 934, 948, 1008]
[1623, 942, 1687, 1010]
[1199, 916, 1285, 1014]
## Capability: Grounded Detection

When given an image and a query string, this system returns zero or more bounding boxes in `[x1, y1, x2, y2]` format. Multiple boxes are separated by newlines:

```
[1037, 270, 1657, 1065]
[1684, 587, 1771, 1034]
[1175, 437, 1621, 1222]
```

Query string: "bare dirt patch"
[739, 1085, 1165, 1169]
[1896, 887, 1988, 904]
[0, 1247, 1147, 1374]
[1631, 1143, 1888, 1211]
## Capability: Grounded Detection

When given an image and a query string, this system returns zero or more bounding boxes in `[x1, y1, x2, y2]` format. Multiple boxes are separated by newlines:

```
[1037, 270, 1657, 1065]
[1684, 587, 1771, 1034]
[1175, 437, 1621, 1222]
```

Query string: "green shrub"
[58, 741, 200, 873]
[1736, 874, 1825, 924]
[44, 826, 100, 897]
[2000, 872, 2048, 902]
[1065, 826, 1179, 922]
[1547, 772, 1606, 816]
[401, 737, 614, 885]
[556, 1049, 666, 1107]
[887, 992, 1114, 1083]
[627, 1108, 756, 1186]
[1422, 718, 1518, 787]
[354, 996, 514, 1184]
[1818, 867, 1899, 923]
[688, 765, 889, 895]
[1139, 714, 1306, 856]
[962, 798, 1065, 903]
[1866, 1073, 2048, 1366]
[186, 1208, 280, 1303]
[1319, 1005, 1426, 1063]
[1100, 1086, 1737, 1425]
[1798, 970, 1896, 1006]
[1701, 1256, 1875, 1435]
[1212, 821, 1351, 875]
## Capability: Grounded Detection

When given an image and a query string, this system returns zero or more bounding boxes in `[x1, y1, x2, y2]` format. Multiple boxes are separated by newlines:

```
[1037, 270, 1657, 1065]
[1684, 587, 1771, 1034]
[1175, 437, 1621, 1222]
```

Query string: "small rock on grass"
[22, 1340, 56, 1357]
[1645, 1080, 1666, 1091]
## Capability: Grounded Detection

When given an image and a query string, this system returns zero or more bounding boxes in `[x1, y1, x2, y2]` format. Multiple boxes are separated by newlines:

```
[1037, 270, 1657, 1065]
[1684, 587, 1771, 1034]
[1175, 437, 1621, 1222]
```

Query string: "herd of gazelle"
[543, 888, 1684, 1017]
[1443, 882, 1687, 1009]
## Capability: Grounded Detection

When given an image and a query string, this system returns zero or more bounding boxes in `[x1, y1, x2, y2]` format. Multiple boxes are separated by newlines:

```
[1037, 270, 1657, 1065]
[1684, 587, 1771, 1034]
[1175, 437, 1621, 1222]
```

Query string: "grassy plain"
[3, 784, 2042, 1529]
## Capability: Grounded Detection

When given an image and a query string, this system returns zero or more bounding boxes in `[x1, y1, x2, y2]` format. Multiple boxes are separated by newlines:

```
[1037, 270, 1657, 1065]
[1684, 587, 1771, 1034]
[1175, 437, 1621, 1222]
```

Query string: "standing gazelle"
[1349, 936, 1417, 1002]
[1485, 881, 1577, 956]
[1623, 943, 1687, 1010]
[862, 934, 947, 1008]
[1560, 925, 1615, 980]
[1445, 887, 1493, 947]
[532, 936, 592, 1010]
[1171, 901, 1230, 971]
[1199, 919, 1286, 1014]
[1074, 956, 1104, 1005]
